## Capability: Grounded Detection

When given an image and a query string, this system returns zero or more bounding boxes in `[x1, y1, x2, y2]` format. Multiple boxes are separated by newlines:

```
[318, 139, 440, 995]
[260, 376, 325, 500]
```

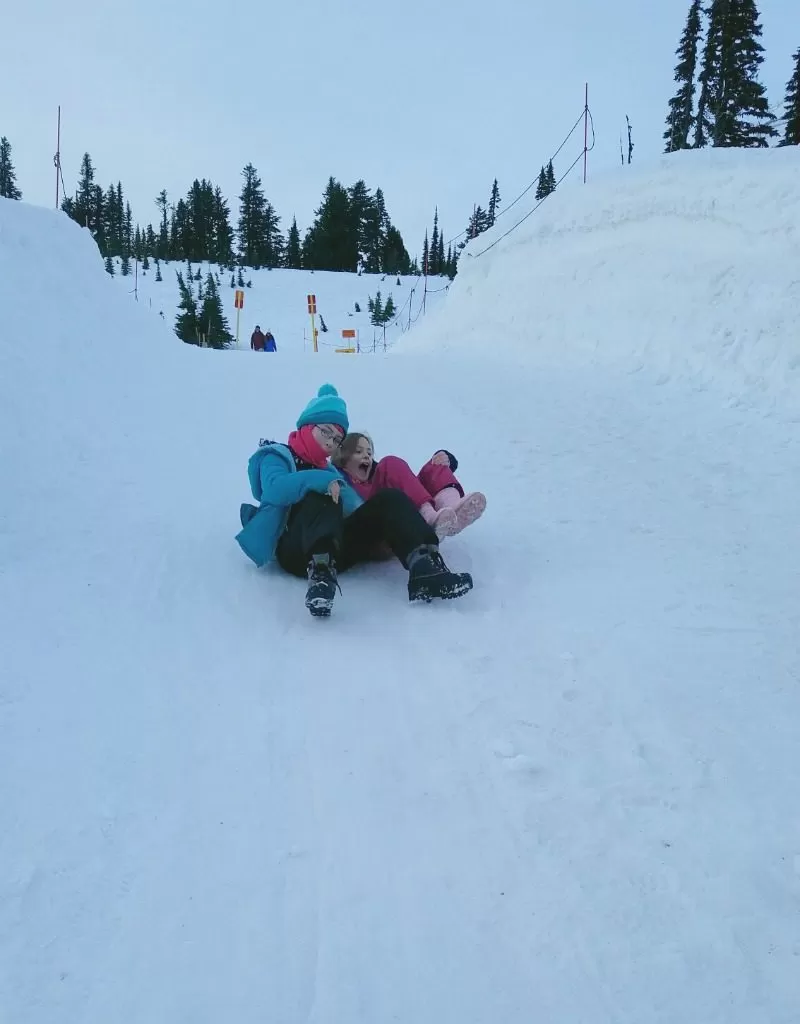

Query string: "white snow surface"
[2, 150, 800, 1024]
[110, 260, 446, 354]
[408, 147, 800, 421]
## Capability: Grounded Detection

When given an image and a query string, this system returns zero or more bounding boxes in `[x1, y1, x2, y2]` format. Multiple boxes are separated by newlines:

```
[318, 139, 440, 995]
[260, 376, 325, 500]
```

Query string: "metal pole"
[583, 83, 589, 184]
[55, 105, 61, 208]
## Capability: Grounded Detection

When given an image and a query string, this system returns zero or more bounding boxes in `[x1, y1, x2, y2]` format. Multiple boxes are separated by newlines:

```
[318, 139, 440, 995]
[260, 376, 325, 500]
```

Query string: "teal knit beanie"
[296, 383, 349, 432]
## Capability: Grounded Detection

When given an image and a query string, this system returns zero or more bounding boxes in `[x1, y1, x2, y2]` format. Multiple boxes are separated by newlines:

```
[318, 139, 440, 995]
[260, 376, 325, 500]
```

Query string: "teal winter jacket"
[235, 442, 362, 566]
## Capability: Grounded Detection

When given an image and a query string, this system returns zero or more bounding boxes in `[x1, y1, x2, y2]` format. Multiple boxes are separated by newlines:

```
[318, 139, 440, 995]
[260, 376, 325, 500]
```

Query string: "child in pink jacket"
[333, 432, 486, 539]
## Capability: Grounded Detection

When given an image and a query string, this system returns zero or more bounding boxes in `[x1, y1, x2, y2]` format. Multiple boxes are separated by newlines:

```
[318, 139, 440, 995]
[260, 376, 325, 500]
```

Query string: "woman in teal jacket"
[235, 383, 474, 617]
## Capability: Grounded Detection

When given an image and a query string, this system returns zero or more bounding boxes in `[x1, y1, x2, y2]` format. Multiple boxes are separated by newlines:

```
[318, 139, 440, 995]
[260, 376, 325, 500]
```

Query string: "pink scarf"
[287, 425, 329, 468]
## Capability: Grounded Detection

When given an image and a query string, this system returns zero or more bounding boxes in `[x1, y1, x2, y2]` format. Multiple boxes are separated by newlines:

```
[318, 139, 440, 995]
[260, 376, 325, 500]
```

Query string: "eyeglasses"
[315, 425, 344, 447]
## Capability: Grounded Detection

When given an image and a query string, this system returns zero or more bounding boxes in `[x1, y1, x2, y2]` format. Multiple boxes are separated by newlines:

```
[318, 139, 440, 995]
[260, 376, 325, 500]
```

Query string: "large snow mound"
[406, 148, 800, 420]
[2, 188, 800, 1024]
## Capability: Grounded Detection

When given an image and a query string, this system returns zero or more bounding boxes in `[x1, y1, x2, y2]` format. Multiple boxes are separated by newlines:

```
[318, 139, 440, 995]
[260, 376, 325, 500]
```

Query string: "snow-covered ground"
[109, 258, 449, 353]
[1, 149, 799, 1024]
[409, 147, 800, 421]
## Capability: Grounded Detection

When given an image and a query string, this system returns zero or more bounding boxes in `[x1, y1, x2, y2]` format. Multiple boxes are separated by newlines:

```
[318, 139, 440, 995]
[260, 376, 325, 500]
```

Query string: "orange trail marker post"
[307, 294, 318, 352]
[234, 289, 244, 346]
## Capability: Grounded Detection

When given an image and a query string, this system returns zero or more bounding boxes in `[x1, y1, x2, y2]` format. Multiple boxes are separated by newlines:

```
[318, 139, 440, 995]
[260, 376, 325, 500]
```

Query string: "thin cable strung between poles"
[469, 110, 596, 259]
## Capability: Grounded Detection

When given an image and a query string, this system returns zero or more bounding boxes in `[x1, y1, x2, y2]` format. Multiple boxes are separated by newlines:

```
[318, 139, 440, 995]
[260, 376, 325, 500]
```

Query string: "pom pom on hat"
[296, 383, 349, 432]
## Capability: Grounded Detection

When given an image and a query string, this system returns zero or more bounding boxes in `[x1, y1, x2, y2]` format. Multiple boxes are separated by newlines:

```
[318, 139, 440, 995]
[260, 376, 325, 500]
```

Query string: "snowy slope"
[110, 259, 448, 352]
[407, 148, 800, 420]
[2, 157, 800, 1024]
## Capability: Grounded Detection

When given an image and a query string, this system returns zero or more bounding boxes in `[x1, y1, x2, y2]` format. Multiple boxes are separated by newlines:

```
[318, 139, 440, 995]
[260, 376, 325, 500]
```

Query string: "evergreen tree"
[124, 202, 134, 259]
[366, 187, 390, 273]
[694, 0, 723, 147]
[198, 273, 234, 348]
[92, 185, 107, 255]
[383, 225, 411, 275]
[348, 179, 374, 271]
[664, 0, 703, 152]
[430, 209, 440, 276]
[237, 266, 245, 287]
[104, 184, 120, 255]
[171, 198, 190, 259]
[778, 47, 800, 146]
[237, 163, 265, 266]
[285, 216, 302, 268]
[65, 152, 96, 229]
[134, 225, 143, 261]
[302, 177, 357, 271]
[155, 259, 163, 282]
[436, 229, 445, 275]
[104, 255, 115, 276]
[369, 291, 385, 326]
[383, 295, 396, 322]
[121, 254, 131, 276]
[487, 178, 501, 227]
[155, 190, 170, 260]
[175, 270, 199, 344]
[0, 137, 22, 199]
[237, 163, 283, 267]
[185, 178, 215, 262]
[212, 186, 235, 266]
[142, 253, 150, 271]
[696, 0, 776, 147]
[535, 167, 549, 200]
[546, 160, 556, 194]
[422, 230, 430, 275]
[145, 224, 157, 257]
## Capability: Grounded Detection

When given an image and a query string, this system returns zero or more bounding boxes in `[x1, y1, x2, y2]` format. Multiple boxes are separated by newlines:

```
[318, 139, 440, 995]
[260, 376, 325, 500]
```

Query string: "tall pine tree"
[285, 216, 302, 268]
[302, 178, 357, 271]
[664, 0, 703, 152]
[175, 270, 199, 344]
[155, 190, 170, 260]
[695, 0, 776, 148]
[0, 137, 22, 199]
[535, 167, 548, 200]
[429, 209, 440, 276]
[382, 225, 411, 275]
[778, 47, 800, 146]
[487, 179, 501, 227]
[546, 160, 556, 194]
[198, 273, 234, 348]
[212, 186, 235, 265]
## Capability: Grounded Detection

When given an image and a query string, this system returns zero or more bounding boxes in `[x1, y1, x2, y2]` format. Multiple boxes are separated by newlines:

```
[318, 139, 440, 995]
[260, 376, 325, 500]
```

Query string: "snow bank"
[406, 148, 800, 419]
[2, 182, 800, 1024]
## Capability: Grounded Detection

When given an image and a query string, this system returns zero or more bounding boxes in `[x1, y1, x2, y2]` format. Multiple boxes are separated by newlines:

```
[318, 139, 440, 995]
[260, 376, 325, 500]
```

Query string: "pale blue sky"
[3, 0, 796, 257]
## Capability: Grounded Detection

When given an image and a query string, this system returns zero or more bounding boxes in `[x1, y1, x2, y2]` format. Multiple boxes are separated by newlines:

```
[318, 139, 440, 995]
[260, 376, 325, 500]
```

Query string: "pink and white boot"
[419, 501, 458, 539]
[434, 487, 486, 536]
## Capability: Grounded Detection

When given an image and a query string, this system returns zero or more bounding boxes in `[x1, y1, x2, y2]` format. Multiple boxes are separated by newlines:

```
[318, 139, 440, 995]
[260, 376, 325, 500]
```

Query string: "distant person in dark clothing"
[251, 326, 265, 351]
[264, 330, 277, 352]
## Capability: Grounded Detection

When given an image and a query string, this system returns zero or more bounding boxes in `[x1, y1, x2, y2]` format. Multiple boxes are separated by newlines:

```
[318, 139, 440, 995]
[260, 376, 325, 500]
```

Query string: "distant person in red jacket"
[251, 326, 266, 351]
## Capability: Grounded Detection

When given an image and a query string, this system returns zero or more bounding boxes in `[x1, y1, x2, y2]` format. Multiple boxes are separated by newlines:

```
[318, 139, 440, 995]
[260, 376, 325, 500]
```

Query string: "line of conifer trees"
[664, 0, 799, 151]
[53, 156, 417, 277]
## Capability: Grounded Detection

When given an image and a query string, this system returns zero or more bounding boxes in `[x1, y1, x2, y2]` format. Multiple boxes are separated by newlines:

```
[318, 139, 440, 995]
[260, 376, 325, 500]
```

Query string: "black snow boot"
[407, 545, 473, 603]
[305, 553, 340, 617]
